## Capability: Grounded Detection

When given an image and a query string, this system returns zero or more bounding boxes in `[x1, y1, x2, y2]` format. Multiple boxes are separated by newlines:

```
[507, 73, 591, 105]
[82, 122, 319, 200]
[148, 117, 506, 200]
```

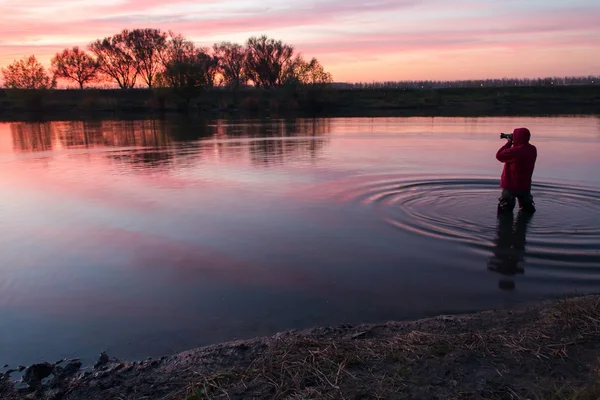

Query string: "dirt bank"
[3, 294, 600, 399]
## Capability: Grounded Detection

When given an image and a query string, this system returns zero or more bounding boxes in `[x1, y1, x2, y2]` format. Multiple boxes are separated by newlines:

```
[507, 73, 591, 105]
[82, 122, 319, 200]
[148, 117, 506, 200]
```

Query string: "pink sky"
[1, 0, 599, 83]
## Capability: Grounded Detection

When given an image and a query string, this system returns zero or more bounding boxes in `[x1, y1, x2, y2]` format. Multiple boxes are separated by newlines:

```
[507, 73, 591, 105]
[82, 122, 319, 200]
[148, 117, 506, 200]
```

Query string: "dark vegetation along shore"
[2, 84, 600, 122]
[1, 27, 599, 121]
[2, 294, 600, 399]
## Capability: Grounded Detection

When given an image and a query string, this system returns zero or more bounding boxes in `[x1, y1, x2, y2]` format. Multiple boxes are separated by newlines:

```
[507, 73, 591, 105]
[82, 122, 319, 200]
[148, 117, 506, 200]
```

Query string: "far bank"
[1, 85, 599, 121]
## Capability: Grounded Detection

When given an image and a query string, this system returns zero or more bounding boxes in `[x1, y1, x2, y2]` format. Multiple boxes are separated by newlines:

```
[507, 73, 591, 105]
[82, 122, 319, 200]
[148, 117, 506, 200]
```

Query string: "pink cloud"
[3, 10, 597, 54]
[0, 0, 419, 41]
[299, 31, 599, 59]
[1, 0, 599, 81]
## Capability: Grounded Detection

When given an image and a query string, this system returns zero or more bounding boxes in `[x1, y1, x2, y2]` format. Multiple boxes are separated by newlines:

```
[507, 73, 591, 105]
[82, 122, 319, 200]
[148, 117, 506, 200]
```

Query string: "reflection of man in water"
[487, 211, 533, 290]
[496, 127, 537, 214]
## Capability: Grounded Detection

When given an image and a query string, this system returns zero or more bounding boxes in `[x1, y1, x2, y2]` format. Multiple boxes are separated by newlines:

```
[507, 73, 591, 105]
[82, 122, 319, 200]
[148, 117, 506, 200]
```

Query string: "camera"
[500, 132, 513, 140]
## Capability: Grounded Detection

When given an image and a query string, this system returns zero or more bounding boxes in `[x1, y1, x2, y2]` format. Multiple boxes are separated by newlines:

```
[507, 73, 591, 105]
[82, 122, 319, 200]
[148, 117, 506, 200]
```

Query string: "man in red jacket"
[496, 127, 537, 214]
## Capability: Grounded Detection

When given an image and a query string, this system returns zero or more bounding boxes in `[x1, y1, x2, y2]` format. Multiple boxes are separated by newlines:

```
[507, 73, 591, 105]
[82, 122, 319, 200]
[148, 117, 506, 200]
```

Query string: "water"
[1, 116, 599, 367]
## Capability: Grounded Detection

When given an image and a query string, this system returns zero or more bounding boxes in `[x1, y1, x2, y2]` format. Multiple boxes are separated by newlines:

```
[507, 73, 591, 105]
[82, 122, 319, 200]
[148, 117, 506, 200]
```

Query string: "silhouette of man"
[487, 211, 533, 290]
[496, 127, 537, 214]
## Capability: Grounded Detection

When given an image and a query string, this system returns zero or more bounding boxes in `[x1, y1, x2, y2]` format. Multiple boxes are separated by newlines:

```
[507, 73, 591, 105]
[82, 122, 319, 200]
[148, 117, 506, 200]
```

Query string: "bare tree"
[244, 35, 294, 88]
[1, 55, 56, 89]
[51, 46, 99, 89]
[284, 55, 332, 86]
[160, 34, 201, 88]
[158, 34, 220, 107]
[89, 32, 137, 89]
[196, 51, 219, 88]
[163, 33, 192, 66]
[125, 28, 168, 88]
[160, 34, 218, 89]
[213, 41, 246, 89]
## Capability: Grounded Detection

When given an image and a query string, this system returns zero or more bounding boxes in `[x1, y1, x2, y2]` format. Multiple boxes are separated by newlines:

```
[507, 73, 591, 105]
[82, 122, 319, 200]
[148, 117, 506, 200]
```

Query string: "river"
[1, 115, 599, 367]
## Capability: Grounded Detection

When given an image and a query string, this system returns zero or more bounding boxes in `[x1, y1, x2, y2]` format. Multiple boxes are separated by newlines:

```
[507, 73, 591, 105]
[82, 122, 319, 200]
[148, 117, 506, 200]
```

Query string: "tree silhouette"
[213, 42, 247, 89]
[302, 58, 332, 85]
[158, 34, 219, 105]
[159, 34, 219, 89]
[1, 31, 335, 91]
[89, 32, 138, 89]
[244, 35, 294, 88]
[283, 55, 332, 86]
[342, 75, 599, 89]
[195, 51, 219, 88]
[51, 46, 99, 89]
[1, 55, 56, 89]
[160, 34, 202, 88]
[162, 33, 193, 67]
[125, 28, 168, 88]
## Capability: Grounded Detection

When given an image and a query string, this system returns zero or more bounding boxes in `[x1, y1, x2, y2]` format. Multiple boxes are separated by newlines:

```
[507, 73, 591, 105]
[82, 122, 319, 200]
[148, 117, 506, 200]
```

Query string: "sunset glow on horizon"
[1, 0, 599, 83]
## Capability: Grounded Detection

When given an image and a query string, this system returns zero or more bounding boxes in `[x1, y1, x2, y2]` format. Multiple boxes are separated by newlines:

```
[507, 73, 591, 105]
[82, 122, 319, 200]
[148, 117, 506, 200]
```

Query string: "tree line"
[1, 29, 333, 90]
[338, 76, 599, 89]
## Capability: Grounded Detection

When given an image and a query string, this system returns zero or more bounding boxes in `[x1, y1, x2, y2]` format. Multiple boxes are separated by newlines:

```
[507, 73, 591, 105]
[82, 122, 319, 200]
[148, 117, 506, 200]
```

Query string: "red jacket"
[496, 128, 537, 192]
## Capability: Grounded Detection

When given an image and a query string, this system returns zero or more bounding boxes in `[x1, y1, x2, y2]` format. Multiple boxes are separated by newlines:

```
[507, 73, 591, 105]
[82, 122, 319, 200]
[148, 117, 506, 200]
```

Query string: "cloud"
[0, 0, 599, 81]
[298, 11, 600, 56]
[0, 0, 421, 43]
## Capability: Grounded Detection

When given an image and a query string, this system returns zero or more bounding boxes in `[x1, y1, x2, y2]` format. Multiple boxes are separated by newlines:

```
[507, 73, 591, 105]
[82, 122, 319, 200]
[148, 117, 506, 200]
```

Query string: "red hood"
[513, 127, 531, 145]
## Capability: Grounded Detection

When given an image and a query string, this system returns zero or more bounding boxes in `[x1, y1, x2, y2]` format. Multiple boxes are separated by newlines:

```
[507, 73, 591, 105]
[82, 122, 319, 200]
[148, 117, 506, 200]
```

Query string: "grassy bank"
[1, 85, 599, 121]
[3, 294, 600, 399]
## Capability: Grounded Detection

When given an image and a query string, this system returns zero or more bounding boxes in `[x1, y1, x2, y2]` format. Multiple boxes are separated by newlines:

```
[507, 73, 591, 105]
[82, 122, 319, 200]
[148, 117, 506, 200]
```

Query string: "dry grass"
[557, 296, 600, 334]
[181, 296, 600, 400]
[8, 296, 600, 400]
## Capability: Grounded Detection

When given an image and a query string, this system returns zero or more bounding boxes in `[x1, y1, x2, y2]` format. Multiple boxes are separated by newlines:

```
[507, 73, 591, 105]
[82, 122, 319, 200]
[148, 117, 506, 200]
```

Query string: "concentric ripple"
[333, 175, 600, 277]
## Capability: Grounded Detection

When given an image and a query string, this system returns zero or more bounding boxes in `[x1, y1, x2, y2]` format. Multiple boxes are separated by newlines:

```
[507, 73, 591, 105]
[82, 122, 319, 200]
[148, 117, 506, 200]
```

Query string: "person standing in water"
[496, 127, 537, 214]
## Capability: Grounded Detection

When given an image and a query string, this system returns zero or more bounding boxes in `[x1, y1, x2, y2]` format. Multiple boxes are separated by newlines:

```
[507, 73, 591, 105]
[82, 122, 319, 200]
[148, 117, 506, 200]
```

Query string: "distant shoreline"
[1, 85, 599, 122]
[2, 293, 600, 399]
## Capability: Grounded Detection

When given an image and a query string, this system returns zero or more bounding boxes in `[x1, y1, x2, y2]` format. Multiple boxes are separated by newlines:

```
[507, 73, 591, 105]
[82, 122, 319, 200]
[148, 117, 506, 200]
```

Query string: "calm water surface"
[1, 116, 599, 366]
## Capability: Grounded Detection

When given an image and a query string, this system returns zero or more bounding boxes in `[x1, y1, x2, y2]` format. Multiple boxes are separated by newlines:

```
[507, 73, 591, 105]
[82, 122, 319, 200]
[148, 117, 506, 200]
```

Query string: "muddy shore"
[2, 294, 600, 399]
